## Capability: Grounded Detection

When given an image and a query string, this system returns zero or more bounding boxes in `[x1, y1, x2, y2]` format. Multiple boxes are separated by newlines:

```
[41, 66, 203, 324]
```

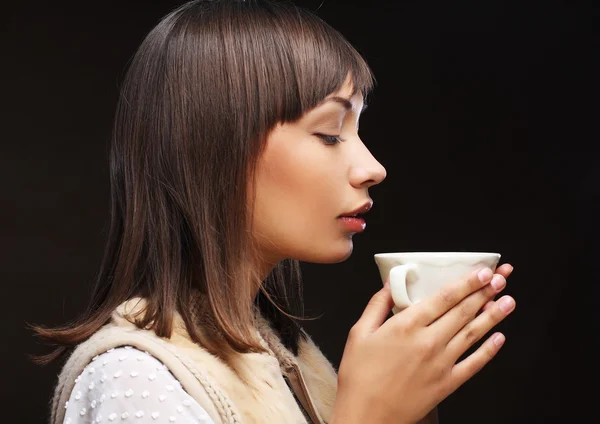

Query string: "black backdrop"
[4, 0, 597, 422]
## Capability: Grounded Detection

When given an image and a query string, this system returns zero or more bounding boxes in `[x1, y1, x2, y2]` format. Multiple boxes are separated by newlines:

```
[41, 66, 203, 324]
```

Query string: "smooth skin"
[331, 264, 515, 424]
[252, 78, 386, 277]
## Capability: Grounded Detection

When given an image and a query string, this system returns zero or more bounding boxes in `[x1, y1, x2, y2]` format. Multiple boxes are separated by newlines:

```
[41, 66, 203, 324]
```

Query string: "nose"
[349, 140, 387, 189]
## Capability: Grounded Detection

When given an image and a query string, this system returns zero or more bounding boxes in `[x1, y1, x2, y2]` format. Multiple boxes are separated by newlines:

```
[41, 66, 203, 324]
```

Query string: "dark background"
[3, 0, 597, 422]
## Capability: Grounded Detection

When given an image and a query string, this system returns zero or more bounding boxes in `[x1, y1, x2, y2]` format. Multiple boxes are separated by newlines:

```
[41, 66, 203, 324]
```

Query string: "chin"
[330, 240, 354, 262]
[298, 238, 354, 264]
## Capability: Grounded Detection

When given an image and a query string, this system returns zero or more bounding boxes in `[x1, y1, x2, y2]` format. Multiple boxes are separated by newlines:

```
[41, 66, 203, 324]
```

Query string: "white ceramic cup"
[374, 252, 501, 313]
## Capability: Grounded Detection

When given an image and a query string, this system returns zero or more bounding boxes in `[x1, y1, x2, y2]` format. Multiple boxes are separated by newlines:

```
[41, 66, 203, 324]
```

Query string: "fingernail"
[492, 333, 505, 348]
[499, 297, 515, 313]
[490, 275, 506, 291]
[478, 267, 493, 283]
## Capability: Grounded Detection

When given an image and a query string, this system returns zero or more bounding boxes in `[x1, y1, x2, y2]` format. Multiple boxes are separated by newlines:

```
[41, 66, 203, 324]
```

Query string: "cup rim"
[374, 251, 501, 259]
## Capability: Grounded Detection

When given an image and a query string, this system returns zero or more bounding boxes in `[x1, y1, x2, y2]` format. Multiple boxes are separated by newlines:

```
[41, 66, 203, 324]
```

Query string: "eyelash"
[315, 134, 343, 145]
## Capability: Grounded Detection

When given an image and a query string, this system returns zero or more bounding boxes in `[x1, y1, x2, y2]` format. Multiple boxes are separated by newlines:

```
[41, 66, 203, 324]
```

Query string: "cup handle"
[389, 264, 419, 313]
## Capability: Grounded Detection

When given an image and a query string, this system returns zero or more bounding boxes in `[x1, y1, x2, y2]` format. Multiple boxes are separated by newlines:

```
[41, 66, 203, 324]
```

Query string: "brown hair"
[32, 0, 374, 363]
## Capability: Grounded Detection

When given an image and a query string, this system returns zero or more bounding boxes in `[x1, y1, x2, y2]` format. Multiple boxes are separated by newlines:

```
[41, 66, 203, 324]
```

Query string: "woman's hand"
[331, 264, 515, 424]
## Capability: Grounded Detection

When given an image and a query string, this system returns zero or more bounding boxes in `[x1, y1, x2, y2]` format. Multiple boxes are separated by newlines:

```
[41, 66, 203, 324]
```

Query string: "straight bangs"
[192, 0, 375, 135]
[255, 2, 376, 123]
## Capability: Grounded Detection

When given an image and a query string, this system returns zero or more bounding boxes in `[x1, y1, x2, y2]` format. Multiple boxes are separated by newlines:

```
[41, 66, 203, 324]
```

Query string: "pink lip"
[338, 200, 373, 218]
[338, 216, 367, 232]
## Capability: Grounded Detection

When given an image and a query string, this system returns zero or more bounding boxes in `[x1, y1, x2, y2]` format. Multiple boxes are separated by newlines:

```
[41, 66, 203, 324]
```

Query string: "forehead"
[321, 79, 364, 112]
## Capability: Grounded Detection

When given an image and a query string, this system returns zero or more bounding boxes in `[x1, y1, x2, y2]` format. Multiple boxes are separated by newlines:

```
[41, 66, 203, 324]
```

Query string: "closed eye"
[315, 134, 343, 146]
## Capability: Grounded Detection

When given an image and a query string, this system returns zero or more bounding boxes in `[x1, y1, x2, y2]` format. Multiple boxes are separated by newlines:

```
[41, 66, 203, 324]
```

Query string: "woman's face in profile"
[252, 78, 387, 265]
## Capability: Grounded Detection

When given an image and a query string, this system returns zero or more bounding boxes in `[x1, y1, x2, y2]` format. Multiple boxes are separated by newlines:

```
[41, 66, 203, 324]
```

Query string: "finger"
[355, 279, 395, 335]
[479, 300, 495, 315]
[482, 263, 512, 313]
[446, 332, 507, 395]
[495, 263, 514, 279]
[445, 295, 515, 361]
[474, 264, 512, 315]
[409, 267, 494, 326]
[429, 273, 507, 344]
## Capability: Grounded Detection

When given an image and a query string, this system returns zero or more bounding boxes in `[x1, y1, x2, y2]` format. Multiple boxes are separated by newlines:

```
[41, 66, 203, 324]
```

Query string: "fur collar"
[113, 298, 338, 423]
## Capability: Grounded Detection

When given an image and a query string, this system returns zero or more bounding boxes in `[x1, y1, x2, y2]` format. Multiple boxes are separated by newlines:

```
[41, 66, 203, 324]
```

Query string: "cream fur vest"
[51, 299, 338, 424]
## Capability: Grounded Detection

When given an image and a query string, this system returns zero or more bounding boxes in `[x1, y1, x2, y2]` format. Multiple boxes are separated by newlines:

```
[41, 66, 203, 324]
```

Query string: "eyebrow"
[326, 96, 368, 114]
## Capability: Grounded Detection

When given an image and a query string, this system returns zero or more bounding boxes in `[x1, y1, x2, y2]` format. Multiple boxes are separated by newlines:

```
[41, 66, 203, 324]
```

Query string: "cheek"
[261, 146, 329, 217]
[254, 141, 344, 248]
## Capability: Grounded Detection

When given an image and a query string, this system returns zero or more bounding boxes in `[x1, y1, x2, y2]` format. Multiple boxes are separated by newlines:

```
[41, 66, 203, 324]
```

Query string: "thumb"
[356, 279, 395, 335]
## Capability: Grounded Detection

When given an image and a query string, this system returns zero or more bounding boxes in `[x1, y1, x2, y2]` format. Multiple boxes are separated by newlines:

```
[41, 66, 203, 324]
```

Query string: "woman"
[33, 1, 516, 423]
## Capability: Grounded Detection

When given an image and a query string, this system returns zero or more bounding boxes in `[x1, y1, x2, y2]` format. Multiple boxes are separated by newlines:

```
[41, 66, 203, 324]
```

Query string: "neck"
[254, 257, 279, 300]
